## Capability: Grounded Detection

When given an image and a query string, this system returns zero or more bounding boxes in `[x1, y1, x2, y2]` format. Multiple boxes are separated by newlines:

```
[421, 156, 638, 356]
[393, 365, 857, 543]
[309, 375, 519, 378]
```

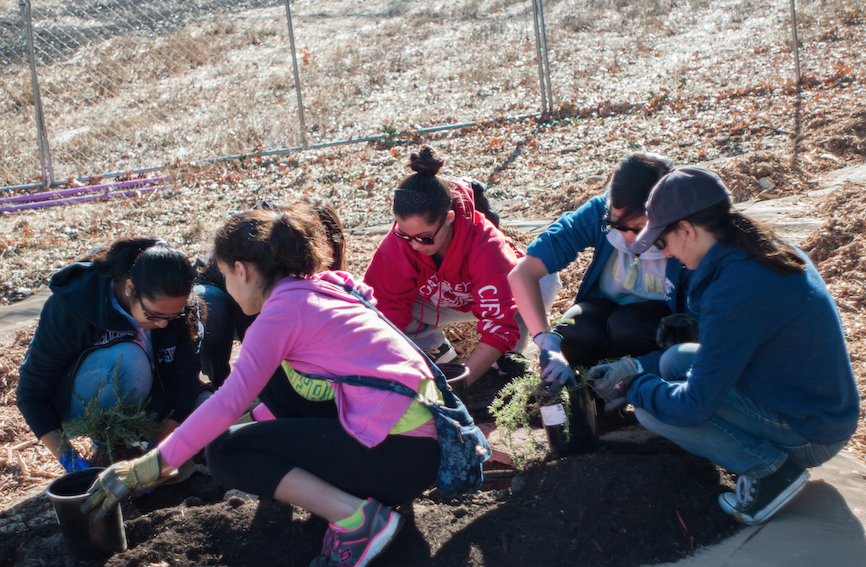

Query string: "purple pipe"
[0, 177, 169, 206]
[0, 186, 166, 213]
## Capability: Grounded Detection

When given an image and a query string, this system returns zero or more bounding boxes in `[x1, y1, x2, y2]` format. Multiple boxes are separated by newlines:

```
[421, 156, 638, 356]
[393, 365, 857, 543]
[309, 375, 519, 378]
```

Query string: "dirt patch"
[1, 413, 740, 567]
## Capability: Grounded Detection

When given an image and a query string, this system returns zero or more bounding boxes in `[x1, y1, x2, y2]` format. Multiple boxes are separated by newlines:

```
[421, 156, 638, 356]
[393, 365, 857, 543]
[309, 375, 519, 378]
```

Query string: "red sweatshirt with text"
[364, 179, 522, 354]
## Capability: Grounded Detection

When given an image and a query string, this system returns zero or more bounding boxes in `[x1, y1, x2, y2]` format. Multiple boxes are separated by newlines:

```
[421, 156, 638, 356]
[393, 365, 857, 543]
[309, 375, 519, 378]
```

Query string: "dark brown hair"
[393, 145, 454, 225]
[80, 237, 201, 340]
[608, 152, 674, 219]
[681, 200, 806, 274]
[213, 202, 333, 291]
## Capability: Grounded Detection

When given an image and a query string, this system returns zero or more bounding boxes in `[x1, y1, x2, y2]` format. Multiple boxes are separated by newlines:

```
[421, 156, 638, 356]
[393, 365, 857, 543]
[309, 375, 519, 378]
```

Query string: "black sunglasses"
[604, 215, 643, 235]
[138, 296, 189, 321]
[654, 223, 678, 251]
[392, 216, 447, 245]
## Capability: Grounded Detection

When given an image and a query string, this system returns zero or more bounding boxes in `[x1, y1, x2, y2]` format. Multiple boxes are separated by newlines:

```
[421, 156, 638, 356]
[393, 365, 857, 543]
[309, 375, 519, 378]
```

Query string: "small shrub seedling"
[60, 357, 165, 464]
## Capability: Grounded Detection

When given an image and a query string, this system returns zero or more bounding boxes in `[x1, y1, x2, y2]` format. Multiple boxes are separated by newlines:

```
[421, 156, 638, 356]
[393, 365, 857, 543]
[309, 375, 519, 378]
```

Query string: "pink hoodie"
[160, 271, 436, 468]
[364, 179, 522, 354]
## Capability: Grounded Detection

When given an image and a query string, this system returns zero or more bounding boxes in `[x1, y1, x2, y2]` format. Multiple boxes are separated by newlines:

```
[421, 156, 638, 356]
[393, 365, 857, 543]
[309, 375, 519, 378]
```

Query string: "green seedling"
[60, 357, 165, 464]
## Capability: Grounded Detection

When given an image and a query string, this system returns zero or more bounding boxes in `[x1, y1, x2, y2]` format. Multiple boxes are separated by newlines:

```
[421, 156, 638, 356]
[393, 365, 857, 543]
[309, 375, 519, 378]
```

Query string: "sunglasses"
[604, 215, 644, 235]
[138, 296, 188, 322]
[654, 223, 678, 251]
[391, 216, 447, 245]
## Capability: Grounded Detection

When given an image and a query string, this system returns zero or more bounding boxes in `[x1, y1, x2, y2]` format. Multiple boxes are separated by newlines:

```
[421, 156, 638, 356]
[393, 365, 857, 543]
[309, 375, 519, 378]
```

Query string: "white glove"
[588, 357, 641, 401]
[534, 332, 576, 393]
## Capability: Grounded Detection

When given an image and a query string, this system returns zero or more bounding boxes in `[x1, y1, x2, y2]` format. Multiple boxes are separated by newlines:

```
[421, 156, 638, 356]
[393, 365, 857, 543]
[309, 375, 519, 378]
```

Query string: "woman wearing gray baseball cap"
[591, 167, 859, 525]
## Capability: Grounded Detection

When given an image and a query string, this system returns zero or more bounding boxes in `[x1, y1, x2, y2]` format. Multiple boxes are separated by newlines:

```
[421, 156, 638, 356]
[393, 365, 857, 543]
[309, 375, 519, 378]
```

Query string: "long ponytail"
[684, 201, 805, 274]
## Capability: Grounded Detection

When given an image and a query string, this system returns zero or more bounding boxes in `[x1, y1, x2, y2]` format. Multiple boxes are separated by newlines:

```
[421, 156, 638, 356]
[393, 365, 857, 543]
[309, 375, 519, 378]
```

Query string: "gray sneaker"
[311, 498, 404, 567]
[427, 339, 457, 364]
[718, 458, 809, 525]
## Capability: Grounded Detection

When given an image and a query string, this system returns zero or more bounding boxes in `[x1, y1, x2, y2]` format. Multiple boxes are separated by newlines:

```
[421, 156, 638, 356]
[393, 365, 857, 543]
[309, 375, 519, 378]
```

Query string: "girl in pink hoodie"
[83, 201, 440, 567]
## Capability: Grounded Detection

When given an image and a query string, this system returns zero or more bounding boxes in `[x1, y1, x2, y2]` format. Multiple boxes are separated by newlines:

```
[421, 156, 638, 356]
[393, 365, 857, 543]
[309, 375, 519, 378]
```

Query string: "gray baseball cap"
[631, 167, 732, 255]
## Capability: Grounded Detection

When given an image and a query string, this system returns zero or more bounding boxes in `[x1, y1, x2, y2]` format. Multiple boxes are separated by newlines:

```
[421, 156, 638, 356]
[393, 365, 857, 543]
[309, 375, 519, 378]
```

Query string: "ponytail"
[684, 201, 805, 274]
[80, 236, 200, 340]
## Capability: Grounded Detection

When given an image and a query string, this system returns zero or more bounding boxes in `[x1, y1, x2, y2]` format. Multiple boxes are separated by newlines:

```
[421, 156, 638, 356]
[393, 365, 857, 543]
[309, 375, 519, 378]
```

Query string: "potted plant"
[489, 326, 604, 465]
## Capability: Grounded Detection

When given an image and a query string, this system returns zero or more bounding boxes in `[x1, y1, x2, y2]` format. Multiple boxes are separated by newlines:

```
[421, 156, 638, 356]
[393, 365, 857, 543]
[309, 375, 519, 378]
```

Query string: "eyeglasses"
[138, 296, 188, 321]
[604, 215, 644, 235]
[391, 216, 447, 245]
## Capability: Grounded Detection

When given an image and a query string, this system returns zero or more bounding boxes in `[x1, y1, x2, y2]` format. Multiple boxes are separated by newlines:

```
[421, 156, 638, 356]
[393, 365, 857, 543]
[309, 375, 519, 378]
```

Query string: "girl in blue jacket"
[596, 167, 860, 525]
[16, 237, 206, 473]
[509, 152, 693, 392]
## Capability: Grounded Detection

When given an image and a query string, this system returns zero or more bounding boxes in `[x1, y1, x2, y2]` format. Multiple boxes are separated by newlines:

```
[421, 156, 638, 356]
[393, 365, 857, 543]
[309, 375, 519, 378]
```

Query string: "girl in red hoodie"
[364, 146, 560, 386]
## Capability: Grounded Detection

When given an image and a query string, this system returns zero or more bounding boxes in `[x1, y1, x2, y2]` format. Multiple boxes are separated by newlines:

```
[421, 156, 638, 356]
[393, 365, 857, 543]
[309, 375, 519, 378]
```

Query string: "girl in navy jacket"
[16, 237, 205, 473]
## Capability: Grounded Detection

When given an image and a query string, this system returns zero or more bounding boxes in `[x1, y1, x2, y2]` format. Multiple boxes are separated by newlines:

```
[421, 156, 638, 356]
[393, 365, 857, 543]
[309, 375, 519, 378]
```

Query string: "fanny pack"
[318, 283, 492, 497]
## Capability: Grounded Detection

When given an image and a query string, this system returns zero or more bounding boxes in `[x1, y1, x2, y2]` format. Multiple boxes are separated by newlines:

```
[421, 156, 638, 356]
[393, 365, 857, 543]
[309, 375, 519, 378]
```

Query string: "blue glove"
[59, 449, 91, 474]
[534, 332, 576, 393]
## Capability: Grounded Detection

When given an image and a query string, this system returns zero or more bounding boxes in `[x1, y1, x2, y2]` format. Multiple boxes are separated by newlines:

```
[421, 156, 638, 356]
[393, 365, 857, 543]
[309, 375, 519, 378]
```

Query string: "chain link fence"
[1, 0, 557, 188]
[1, 0, 814, 189]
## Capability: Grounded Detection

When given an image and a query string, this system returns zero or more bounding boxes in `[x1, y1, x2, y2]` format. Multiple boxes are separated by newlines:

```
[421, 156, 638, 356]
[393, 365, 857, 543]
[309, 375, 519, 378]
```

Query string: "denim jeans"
[635, 347, 847, 478]
[408, 272, 561, 354]
[63, 342, 153, 423]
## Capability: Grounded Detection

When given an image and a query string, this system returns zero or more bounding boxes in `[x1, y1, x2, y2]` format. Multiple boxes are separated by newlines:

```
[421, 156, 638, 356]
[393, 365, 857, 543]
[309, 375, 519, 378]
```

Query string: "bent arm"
[509, 254, 553, 337]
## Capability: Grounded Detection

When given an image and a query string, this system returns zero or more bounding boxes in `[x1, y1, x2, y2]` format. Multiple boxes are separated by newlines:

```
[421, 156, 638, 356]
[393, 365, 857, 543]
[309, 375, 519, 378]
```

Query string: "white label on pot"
[541, 403, 567, 426]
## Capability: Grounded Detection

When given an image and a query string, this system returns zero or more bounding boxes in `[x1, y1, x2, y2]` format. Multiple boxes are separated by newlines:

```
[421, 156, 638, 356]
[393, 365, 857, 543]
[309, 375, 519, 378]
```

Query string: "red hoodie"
[364, 178, 522, 354]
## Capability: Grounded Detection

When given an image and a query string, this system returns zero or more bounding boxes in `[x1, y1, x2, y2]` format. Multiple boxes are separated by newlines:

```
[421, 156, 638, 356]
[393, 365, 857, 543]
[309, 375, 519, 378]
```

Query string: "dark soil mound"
[1, 424, 740, 567]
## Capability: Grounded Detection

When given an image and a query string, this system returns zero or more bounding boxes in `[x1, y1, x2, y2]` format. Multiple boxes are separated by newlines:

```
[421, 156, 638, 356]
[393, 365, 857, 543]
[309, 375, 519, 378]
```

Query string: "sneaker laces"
[735, 474, 756, 506]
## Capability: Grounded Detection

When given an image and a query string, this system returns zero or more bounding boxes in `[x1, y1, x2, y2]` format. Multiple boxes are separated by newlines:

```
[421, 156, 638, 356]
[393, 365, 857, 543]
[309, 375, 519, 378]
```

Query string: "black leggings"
[557, 298, 671, 367]
[205, 367, 440, 506]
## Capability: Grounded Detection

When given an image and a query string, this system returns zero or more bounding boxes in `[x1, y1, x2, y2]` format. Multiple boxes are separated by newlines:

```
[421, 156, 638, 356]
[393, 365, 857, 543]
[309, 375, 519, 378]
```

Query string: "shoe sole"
[718, 469, 810, 525]
[432, 347, 457, 364]
[355, 511, 405, 567]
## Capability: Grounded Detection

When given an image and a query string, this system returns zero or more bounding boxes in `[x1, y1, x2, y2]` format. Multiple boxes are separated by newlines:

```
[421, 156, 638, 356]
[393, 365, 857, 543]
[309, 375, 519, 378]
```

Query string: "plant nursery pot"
[540, 385, 599, 457]
[46, 467, 127, 561]
[437, 362, 470, 401]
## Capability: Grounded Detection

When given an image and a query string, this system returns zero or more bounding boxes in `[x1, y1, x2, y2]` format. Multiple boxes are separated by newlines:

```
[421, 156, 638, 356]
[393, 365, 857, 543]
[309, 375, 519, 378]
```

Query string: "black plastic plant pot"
[541, 385, 599, 457]
[437, 362, 470, 401]
[46, 467, 127, 560]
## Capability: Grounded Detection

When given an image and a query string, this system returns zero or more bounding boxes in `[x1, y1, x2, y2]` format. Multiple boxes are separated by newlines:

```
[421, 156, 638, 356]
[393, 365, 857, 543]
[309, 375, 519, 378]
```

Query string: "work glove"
[59, 449, 91, 474]
[587, 357, 641, 401]
[534, 331, 576, 394]
[656, 314, 699, 351]
[235, 411, 254, 425]
[81, 449, 162, 522]
[601, 371, 645, 413]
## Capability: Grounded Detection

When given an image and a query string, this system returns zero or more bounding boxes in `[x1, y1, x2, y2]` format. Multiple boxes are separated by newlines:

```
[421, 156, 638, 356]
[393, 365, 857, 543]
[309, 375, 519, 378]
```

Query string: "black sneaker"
[427, 339, 457, 364]
[492, 352, 528, 379]
[717, 458, 809, 525]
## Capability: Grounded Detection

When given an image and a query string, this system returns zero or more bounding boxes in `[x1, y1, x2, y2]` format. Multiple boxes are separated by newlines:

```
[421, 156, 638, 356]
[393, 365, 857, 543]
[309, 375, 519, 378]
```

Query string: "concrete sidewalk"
[660, 450, 866, 567]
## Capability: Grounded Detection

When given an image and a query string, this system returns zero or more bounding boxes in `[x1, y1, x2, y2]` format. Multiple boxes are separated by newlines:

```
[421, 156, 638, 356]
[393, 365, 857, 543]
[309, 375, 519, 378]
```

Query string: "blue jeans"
[63, 342, 153, 422]
[635, 343, 846, 478]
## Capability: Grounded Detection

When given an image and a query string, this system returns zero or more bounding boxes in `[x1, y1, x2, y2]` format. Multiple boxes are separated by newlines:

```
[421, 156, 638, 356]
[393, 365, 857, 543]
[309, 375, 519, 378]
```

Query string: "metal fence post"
[19, 0, 54, 187]
[531, 0, 553, 114]
[789, 0, 801, 84]
[283, 0, 308, 149]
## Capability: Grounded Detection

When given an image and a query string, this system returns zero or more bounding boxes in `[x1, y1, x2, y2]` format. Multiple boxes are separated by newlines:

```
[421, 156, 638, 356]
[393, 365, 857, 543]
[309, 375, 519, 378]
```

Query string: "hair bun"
[408, 145, 444, 176]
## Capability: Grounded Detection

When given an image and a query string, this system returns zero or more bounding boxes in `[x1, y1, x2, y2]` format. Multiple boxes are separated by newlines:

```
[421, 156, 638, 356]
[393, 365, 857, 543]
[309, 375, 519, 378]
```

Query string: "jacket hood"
[48, 262, 131, 331]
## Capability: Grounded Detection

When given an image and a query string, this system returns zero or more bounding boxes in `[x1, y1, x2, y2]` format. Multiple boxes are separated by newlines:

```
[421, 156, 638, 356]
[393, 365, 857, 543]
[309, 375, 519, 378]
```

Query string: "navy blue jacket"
[629, 243, 860, 444]
[16, 262, 202, 439]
